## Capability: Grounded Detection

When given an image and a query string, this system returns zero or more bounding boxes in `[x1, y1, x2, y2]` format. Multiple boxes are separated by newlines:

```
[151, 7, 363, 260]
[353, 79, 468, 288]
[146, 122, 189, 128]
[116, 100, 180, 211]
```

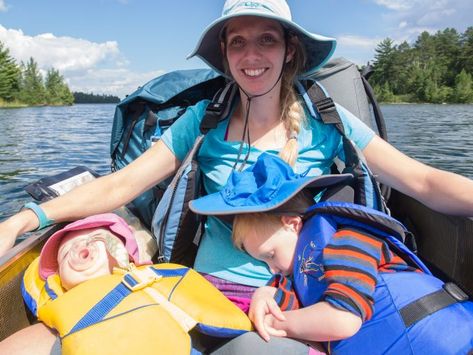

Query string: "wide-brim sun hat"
[39, 213, 145, 280]
[189, 153, 352, 219]
[188, 0, 336, 77]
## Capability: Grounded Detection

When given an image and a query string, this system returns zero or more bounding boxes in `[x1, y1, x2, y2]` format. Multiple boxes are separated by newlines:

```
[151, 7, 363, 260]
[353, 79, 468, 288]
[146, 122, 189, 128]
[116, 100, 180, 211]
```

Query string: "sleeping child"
[189, 152, 473, 354]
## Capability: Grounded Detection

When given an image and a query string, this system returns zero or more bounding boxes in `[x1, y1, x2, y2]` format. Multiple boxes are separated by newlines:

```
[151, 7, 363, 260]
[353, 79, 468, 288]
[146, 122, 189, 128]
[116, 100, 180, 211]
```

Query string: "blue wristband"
[23, 202, 55, 230]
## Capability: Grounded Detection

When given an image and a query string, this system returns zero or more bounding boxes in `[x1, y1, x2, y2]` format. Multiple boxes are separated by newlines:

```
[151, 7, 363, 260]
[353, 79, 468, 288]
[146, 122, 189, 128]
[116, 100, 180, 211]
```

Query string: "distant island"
[73, 92, 121, 104]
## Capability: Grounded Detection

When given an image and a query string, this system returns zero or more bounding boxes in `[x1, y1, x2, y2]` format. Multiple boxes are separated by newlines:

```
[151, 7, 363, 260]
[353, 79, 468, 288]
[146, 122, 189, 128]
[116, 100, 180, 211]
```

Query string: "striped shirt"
[270, 227, 420, 321]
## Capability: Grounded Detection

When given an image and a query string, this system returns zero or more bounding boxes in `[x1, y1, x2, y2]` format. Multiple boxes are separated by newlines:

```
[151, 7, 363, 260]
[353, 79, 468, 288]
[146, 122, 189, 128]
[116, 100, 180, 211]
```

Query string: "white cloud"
[0, 0, 7, 11]
[373, 0, 473, 33]
[0, 25, 163, 98]
[374, 0, 412, 11]
[334, 35, 383, 65]
[337, 35, 382, 49]
[0, 26, 122, 72]
[70, 68, 165, 98]
[399, 21, 407, 29]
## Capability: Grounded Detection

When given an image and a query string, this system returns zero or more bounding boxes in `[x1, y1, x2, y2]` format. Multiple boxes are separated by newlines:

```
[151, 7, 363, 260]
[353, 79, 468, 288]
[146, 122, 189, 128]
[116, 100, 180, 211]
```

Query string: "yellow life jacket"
[22, 258, 252, 355]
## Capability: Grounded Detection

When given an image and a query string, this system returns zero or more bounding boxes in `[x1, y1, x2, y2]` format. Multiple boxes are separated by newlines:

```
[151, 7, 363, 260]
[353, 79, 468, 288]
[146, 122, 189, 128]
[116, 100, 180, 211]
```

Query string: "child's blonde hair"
[232, 190, 313, 250]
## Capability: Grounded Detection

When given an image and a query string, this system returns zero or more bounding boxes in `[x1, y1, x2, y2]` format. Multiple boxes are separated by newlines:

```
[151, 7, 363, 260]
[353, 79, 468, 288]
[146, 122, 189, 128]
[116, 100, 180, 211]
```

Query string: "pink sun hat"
[39, 213, 146, 280]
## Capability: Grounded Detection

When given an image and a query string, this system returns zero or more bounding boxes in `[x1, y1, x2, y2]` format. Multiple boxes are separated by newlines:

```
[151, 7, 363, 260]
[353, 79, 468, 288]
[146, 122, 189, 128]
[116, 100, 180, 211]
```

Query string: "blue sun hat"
[188, 0, 336, 77]
[189, 153, 352, 218]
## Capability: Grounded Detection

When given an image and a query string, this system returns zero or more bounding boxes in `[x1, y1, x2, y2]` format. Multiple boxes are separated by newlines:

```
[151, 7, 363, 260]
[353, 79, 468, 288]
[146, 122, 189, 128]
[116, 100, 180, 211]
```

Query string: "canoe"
[1, 186, 471, 342]
[1, 60, 472, 342]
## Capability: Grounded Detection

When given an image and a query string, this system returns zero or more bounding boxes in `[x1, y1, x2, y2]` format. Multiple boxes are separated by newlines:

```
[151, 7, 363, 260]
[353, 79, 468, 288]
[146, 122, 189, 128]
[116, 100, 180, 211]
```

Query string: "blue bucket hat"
[187, 0, 336, 77]
[189, 153, 352, 218]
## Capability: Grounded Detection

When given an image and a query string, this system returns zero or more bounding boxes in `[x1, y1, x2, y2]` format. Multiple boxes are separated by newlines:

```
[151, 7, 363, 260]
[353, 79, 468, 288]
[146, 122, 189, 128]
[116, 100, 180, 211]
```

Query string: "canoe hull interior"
[390, 189, 473, 298]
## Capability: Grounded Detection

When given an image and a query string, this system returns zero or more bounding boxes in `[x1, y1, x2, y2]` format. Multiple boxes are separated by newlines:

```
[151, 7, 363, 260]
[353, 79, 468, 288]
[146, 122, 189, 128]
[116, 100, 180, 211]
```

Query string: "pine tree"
[451, 70, 473, 103]
[19, 57, 47, 105]
[0, 41, 21, 101]
[45, 68, 74, 105]
[371, 38, 397, 88]
[460, 27, 473, 75]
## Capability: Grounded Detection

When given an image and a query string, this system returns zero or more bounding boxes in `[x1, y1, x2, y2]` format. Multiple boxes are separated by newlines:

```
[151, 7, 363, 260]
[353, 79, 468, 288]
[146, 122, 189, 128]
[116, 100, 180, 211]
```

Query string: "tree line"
[0, 41, 74, 106]
[369, 27, 473, 103]
[73, 92, 120, 104]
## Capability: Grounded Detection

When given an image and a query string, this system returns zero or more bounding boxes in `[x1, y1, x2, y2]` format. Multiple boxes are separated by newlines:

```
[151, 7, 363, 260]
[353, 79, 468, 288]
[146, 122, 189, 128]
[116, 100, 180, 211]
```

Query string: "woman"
[1, 0, 473, 353]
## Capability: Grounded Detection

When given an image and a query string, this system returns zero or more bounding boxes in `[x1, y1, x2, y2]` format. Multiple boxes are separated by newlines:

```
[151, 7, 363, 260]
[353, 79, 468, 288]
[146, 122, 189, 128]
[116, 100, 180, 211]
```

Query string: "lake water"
[1, 103, 473, 221]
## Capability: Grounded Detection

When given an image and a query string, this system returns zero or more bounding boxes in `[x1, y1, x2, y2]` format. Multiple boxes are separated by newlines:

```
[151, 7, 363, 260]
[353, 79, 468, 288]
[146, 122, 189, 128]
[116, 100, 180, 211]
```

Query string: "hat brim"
[188, 13, 336, 77]
[39, 213, 141, 280]
[189, 173, 353, 219]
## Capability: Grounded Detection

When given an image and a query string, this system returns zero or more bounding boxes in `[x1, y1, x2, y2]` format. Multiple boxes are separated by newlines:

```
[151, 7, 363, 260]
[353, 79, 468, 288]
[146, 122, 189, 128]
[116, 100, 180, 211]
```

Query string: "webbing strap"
[67, 282, 131, 336]
[305, 82, 345, 135]
[200, 81, 237, 134]
[66, 267, 188, 336]
[400, 283, 468, 328]
[150, 267, 189, 278]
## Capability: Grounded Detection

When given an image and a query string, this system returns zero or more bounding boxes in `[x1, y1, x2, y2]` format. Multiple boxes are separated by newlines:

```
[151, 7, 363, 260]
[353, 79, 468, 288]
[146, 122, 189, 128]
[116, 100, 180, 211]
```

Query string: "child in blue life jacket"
[190, 152, 473, 355]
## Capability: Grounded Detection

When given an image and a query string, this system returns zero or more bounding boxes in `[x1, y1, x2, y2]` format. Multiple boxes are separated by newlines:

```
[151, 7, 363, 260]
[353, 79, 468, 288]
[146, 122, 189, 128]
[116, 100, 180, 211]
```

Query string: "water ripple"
[1, 103, 472, 220]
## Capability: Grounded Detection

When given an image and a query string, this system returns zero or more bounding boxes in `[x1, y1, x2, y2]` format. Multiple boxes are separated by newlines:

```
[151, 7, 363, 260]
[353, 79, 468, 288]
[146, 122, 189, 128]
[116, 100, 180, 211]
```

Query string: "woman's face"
[223, 16, 292, 96]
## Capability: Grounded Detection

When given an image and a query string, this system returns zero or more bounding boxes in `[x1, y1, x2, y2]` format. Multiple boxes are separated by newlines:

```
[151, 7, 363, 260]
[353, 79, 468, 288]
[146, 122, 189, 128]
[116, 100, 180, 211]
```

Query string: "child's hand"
[249, 286, 286, 342]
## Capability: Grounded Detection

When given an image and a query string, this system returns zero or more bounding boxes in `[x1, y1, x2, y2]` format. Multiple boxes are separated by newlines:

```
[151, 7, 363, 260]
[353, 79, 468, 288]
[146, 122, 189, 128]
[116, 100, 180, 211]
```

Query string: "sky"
[0, 0, 472, 99]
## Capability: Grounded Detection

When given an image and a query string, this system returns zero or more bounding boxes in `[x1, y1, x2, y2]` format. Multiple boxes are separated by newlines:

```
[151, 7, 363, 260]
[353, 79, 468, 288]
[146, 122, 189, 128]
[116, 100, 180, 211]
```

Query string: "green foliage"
[45, 68, 74, 105]
[370, 28, 473, 103]
[0, 42, 21, 101]
[451, 70, 473, 103]
[73, 92, 120, 104]
[20, 57, 47, 105]
[0, 41, 74, 107]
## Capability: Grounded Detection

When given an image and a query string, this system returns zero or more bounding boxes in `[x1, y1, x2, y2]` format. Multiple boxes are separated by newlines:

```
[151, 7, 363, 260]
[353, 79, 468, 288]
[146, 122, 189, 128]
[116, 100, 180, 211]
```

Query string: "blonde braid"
[279, 90, 304, 166]
[278, 34, 307, 167]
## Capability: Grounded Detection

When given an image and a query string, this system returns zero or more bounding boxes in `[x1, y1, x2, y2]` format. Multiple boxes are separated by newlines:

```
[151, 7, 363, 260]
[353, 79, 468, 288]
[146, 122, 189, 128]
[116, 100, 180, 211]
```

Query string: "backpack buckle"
[315, 97, 336, 113]
[206, 102, 226, 115]
[122, 267, 161, 292]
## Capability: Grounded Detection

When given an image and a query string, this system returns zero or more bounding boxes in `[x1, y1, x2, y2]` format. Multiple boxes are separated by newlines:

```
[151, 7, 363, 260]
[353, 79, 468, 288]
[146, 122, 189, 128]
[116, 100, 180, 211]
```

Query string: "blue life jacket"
[294, 201, 473, 354]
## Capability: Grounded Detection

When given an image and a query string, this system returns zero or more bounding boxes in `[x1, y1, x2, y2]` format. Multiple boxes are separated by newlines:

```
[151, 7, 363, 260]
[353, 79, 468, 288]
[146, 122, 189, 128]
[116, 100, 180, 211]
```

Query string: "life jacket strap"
[66, 266, 190, 337]
[400, 282, 469, 327]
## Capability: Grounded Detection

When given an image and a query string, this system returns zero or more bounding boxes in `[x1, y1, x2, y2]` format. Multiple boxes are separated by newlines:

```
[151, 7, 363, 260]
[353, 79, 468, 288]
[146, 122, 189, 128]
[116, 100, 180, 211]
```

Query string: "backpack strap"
[304, 80, 346, 135]
[297, 79, 386, 212]
[200, 81, 237, 134]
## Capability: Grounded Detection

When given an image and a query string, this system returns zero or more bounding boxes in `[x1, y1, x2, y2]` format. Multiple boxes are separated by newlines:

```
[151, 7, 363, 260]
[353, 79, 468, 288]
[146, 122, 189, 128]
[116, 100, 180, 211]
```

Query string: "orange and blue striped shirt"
[270, 227, 420, 321]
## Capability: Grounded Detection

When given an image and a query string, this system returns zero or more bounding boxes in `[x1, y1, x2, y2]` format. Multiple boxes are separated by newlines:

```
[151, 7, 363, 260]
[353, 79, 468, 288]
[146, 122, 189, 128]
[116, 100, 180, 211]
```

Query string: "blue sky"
[1, 0, 472, 98]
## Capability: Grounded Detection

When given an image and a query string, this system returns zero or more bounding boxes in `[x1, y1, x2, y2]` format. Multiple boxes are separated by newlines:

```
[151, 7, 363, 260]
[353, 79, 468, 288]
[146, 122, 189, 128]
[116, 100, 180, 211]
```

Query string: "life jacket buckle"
[122, 267, 162, 292]
[443, 282, 469, 302]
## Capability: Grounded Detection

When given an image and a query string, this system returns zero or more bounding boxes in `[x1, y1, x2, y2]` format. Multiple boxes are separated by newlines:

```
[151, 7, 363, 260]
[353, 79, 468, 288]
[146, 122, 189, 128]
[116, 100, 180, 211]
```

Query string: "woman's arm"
[272, 301, 362, 342]
[364, 135, 473, 216]
[0, 140, 179, 256]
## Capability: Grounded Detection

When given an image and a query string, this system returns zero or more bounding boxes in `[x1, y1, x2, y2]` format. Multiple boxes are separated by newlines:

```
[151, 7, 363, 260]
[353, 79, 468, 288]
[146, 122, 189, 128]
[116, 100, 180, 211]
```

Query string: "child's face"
[57, 228, 119, 290]
[243, 217, 299, 276]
